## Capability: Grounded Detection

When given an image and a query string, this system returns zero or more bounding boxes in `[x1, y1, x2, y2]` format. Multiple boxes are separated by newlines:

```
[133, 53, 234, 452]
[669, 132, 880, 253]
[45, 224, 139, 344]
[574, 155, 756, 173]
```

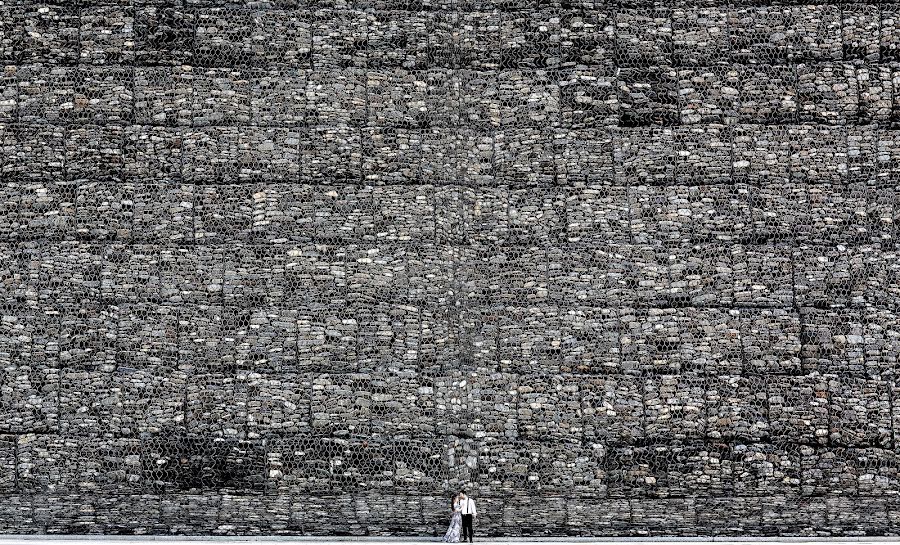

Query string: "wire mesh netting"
[0, 0, 899, 537]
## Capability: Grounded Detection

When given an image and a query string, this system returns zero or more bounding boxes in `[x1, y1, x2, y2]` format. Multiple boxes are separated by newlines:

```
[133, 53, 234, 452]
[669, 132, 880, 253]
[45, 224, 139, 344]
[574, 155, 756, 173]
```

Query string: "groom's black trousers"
[461, 514, 474, 542]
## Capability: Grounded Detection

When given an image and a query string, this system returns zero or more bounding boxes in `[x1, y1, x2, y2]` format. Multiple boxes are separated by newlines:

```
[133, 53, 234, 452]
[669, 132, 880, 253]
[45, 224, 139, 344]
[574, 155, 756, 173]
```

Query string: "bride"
[441, 493, 462, 542]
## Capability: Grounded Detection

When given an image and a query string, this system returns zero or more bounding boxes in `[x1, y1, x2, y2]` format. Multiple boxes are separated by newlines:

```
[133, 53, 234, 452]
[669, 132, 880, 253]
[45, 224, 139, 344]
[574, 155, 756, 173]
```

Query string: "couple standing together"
[442, 491, 477, 543]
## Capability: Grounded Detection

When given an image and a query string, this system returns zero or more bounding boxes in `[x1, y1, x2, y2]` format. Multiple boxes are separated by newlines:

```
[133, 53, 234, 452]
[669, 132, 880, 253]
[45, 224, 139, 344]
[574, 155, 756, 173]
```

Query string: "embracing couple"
[441, 491, 477, 543]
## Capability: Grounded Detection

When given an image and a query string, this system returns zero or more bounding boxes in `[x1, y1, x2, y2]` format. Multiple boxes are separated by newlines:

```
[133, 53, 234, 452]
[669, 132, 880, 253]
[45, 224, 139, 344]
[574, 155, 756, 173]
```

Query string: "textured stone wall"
[2, 0, 900, 537]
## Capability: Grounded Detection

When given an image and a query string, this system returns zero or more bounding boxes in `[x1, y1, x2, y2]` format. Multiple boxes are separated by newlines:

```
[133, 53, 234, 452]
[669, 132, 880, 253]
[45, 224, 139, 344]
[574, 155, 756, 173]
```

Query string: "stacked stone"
[1, 0, 899, 538]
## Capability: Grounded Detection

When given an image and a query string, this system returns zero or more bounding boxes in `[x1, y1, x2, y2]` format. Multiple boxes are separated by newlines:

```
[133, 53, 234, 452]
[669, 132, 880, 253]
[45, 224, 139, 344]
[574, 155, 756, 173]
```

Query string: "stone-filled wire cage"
[0, 0, 899, 538]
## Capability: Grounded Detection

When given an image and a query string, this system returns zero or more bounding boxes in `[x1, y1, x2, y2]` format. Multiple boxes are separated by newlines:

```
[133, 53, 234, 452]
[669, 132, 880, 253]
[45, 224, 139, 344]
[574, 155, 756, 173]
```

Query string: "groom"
[459, 491, 476, 542]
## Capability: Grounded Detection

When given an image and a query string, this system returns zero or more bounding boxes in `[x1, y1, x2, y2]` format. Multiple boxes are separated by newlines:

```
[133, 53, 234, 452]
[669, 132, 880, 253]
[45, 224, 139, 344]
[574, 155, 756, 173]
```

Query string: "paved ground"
[3, 539, 900, 544]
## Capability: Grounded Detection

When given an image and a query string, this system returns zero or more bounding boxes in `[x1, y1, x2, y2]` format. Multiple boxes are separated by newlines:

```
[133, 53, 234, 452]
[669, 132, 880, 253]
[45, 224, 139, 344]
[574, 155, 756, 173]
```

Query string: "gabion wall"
[1, 0, 900, 537]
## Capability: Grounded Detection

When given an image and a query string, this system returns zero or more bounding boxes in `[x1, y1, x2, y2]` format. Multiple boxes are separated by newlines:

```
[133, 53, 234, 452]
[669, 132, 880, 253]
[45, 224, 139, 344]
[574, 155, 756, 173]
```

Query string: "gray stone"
[2, 0, 899, 537]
